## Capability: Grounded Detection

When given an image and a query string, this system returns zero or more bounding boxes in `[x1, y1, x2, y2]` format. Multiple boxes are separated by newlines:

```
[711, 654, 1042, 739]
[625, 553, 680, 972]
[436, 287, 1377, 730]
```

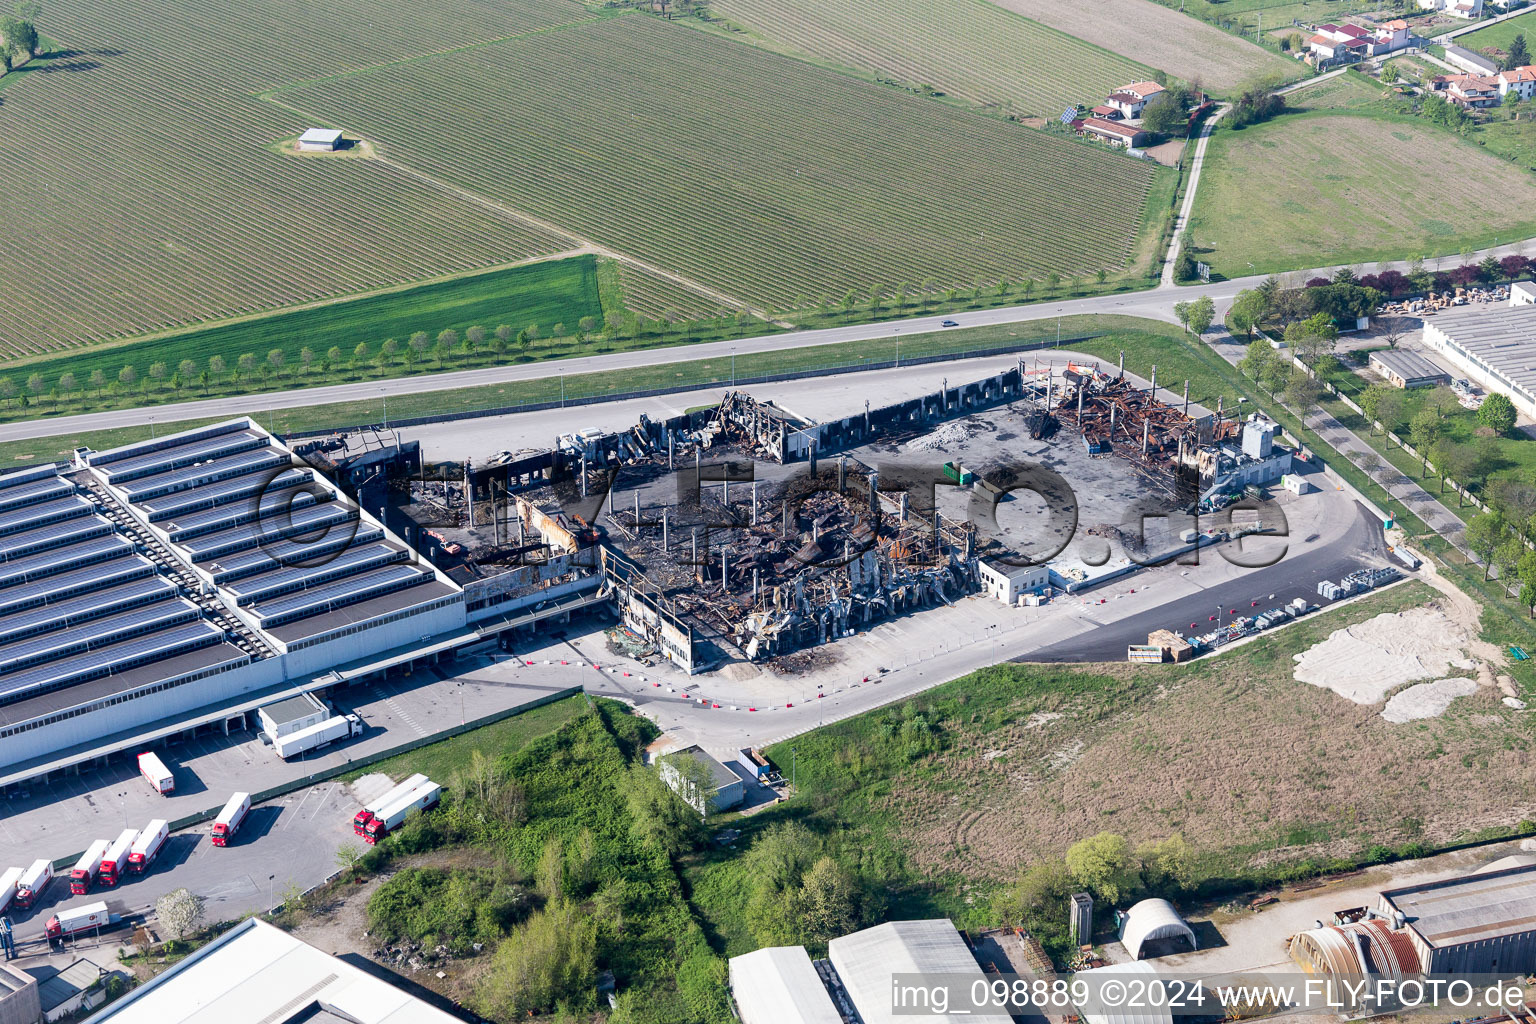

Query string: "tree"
[1466, 512, 1505, 580]
[840, 289, 858, 318]
[1284, 372, 1321, 410]
[118, 364, 137, 389]
[1239, 339, 1275, 383]
[1173, 250, 1197, 282]
[494, 324, 512, 354]
[148, 361, 168, 389]
[1479, 392, 1517, 434]
[577, 315, 597, 341]
[25, 373, 43, 402]
[325, 346, 343, 371]
[409, 331, 431, 362]
[800, 857, 861, 943]
[177, 359, 196, 383]
[380, 338, 399, 363]
[352, 341, 369, 367]
[1408, 409, 1441, 475]
[1046, 271, 1062, 295]
[1187, 295, 1215, 336]
[1495, 535, 1525, 595]
[266, 349, 285, 375]
[475, 901, 598, 1019]
[1480, 255, 1502, 282]
[58, 371, 75, 398]
[1137, 834, 1193, 890]
[88, 369, 106, 395]
[466, 325, 486, 350]
[1173, 300, 1192, 333]
[208, 355, 226, 382]
[334, 843, 364, 872]
[236, 352, 256, 380]
[1506, 32, 1530, 71]
[3, 17, 36, 59]
[1375, 389, 1407, 434]
[1066, 831, 1136, 905]
[1519, 551, 1536, 616]
[155, 887, 205, 940]
[1229, 288, 1268, 339]
[1141, 91, 1186, 135]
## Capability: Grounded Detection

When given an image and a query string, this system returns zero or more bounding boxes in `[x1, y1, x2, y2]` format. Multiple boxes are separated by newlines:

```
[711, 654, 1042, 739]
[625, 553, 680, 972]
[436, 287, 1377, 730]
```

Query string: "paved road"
[11, 227, 1536, 446]
[1435, 8, 1529, 43]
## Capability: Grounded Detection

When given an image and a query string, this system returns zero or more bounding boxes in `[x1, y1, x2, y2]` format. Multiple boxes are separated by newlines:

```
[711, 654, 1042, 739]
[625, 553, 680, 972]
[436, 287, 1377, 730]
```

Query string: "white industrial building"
[977, 558, 1049, 605]
[728, 946, 841, 1024]
[81, 917, 461, 1023]
[0, 418, 467, 786]
[1421, 298, 1536, 419]
[828, 920, 1014, 1024]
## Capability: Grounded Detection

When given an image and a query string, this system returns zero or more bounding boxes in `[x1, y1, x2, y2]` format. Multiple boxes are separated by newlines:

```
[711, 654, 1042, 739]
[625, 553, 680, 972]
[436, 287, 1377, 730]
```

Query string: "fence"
[275, 331, 1110, 440]
[48, 685, 582, 871]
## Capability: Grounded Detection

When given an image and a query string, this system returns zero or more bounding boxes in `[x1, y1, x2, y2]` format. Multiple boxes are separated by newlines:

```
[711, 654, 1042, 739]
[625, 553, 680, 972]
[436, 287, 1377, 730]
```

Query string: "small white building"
[256, 693, 328, 741]
[728, 946, 841, 1024]
[1118, 898, 1197, 960]
[296, 127, 343, 152]
[1282, 474, 1312, 495]
[1420, 0, 1484, 17]
[978, 559, 1049, 605]
[1511, 281, 1536, 306]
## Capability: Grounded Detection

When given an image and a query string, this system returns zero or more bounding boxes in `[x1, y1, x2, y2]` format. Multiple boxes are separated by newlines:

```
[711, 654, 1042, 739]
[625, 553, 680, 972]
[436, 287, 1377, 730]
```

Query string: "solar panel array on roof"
[0, 534, 134, 590]
[161, 477, 318, 539]
[140, 468, 313, 523]
[99, 429, 267, 484]
[0, 494, 91, 537]
[183, 503, 359, 565]
[117, 449, 290, 503]
[204, 525, 383, 586]
[0, 619, 225, 707]
[252, 564, 435, 629]
[0, 576, 176, 646]
[0, 599, 201, 676]
[0, 515, 112, 562]
[0, 475, 72, 514]
[0, 559, 157, 618]
[225, 542, 406, 605]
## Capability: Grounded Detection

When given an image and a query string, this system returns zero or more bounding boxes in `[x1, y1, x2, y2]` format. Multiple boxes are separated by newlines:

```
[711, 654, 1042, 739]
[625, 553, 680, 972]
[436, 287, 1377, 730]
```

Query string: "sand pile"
[1381, 678, 1479, 723]
[1293, 605, 1476, 705]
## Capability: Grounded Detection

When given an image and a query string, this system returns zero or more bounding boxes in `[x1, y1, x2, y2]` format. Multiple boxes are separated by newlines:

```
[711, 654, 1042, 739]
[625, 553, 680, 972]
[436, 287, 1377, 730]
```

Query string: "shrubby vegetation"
[361, 701, 729, 1023]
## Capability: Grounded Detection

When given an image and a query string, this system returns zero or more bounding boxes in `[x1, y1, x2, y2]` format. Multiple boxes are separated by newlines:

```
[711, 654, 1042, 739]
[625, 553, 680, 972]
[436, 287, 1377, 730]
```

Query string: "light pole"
[790, 746, 797, 793]
[381, 388, 388, 430]
[730, 348, 736, 386]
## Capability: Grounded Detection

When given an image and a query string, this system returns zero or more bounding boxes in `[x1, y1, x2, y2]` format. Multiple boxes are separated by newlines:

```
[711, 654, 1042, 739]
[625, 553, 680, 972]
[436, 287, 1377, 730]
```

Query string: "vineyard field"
[0, 0, 591, 355]
[277, 15, 1165, 311]
[616, 264, 737, 321]
[704, 0, 1148, 116]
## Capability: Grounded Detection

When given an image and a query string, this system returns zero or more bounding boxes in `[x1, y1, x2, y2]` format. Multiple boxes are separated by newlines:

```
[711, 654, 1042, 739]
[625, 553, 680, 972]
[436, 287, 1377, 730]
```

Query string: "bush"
[367, 866, 531, 952]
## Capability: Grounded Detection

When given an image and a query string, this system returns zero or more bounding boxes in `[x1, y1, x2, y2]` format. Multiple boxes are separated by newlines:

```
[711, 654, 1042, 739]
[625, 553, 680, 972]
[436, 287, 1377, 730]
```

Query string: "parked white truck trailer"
[211, 792, 250, 847]
[69, 839, 110, 895]
[352, 773, 429, 835]
[127, 820, 169, 873]
[99, 828, 138, 888]
[0, 866, 23, 914]
[15, 858, 52, 909]
[45, 901, 118, 941]
[362, 781, 441, 844]
[273, 713, 362, 760]
[138, 751, 174, 794]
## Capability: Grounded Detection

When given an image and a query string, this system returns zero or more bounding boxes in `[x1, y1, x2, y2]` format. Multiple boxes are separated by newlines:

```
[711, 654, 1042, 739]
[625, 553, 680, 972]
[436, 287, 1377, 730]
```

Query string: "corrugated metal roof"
[828, 920, 1013, 1024]
[1119, 899, 1196, 960]
[1382, 863, 1536, 947]
[1427, 303, 1536, 401]
[1369, 349, 1449, 383]
[728, 947, 841, 1024]
[1081, 962, 1174, 1024]
[1289, 918, 1421, 975]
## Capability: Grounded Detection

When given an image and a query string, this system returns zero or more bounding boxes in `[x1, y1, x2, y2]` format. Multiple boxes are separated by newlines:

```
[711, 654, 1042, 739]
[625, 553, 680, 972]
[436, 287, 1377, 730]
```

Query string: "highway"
[9, 229, 1536, 448]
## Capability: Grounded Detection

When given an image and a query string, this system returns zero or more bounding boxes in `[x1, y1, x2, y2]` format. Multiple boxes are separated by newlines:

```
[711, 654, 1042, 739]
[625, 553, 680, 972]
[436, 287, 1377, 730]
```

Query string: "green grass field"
[14, 256, 600, 394]
[272, 15, 1166, 310]
[702, 0, 1150, 116]
[1456, 8, 1536, 59]
[1189, 113, 1536, 276]
[342, 696, 588, 785]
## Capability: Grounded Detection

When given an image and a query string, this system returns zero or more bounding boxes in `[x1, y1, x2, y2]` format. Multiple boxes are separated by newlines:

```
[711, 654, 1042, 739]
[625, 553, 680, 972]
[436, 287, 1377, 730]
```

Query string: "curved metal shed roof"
[1080, 961, 1174, 1024]
[1288, 918, 1421, 976]
[1120, 899, 1196, 960]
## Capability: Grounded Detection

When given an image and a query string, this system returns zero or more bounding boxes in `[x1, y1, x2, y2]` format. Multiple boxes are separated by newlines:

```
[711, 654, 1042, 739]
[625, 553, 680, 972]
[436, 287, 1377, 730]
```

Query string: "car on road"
[941, 319, 959, 327]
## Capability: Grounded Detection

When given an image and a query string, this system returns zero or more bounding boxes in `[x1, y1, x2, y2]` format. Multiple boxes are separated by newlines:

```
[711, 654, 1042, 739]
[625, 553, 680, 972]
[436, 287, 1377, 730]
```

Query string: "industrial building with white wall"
[0, 418, 491, 787]
[1420, 296, 1536, 420]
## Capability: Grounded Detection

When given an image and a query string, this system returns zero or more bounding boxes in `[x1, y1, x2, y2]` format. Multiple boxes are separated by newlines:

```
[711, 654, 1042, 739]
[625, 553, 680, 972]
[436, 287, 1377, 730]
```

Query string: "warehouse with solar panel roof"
[0, 418, 467, 784]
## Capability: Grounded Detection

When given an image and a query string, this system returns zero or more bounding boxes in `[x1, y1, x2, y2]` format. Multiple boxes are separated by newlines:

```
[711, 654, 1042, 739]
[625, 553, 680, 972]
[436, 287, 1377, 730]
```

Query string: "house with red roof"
[1077, 116, 1150, 148]
[1103, 81, 1165, 119]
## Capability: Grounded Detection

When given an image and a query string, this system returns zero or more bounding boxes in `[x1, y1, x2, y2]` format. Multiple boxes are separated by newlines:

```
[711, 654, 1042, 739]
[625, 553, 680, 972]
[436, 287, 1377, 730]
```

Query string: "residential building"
[1089, 104, 1123, 120]
[1103, 81, 1164, 118]
[1420, 0, 1485, 16]
[1078, 116, 1149, 148]
[1497, 64, 1536, 100]
[977, 559, 1049, 605]
[1371, 18, 1411, 53]
[1446, 72, 1501, 105]
[1369, 349, 1452, 389]
[82, 917, 464, 1023]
